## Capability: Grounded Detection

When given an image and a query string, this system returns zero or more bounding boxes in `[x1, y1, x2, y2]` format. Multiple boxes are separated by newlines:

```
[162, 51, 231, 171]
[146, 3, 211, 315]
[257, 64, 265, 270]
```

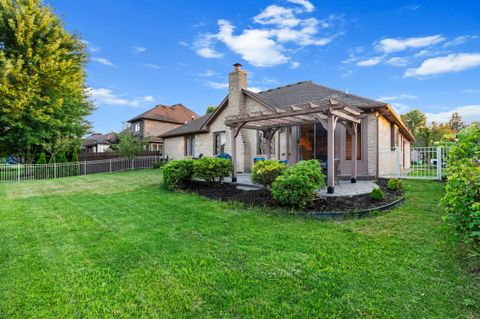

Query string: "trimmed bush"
[251, 160, 286, 187]
[162, 159, 194, 190]
[441, 123, 480, 253]
[371, 188, 385, 201]
[152, 160, 167, 169]
[272, 173, 317, 208]
[284, 160, 325, 188]
[193, 156, 231, 184]
[387, 178, 401, 191]
[71, 148, 80, 176]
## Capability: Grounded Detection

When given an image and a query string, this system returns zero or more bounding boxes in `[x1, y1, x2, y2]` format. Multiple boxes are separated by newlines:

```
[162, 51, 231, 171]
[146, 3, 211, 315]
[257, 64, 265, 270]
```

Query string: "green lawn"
[0, 170, 478, 318]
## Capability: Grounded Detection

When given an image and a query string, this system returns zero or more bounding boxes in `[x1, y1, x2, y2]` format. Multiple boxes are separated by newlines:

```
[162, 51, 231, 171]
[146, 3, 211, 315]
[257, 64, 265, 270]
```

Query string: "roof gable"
[128, 103, 198, 124]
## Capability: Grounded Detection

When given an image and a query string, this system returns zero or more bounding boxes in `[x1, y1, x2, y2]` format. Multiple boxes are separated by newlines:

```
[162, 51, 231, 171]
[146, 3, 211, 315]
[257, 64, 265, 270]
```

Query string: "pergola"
[224, 98, 365, 193]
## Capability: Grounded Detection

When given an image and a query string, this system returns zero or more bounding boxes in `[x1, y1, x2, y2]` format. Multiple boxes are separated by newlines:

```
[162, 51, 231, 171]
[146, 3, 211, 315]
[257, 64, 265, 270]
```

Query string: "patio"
[229, 173, 378, 197]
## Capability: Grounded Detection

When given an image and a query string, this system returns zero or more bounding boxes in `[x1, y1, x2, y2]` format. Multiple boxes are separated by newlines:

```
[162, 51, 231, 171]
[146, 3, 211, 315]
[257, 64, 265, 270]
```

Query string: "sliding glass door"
[299, 124, 328, 162]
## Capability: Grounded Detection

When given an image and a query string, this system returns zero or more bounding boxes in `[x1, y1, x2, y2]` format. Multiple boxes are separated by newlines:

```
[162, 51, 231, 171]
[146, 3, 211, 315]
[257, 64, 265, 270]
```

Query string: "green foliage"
[0, 0, 93, 162]
[36, 152, 47, 164]
[448, 112, 465, 132]
[152, 160, 167, 169]
[193, 156, 230, 184]
[205, 105, 216, 114]
[387, 178, 401, 191]
[59, 151, 68, 163]
[371, 188, 385, 201]
[442, 123, 480, 253]
[283, 160, 325, 188]
[271, 173, 317, 208]
[251, 160, 286, 187]
[71, 148, 79, 176]
[162, 159, 194, 190]
[116, 128, 147, 159]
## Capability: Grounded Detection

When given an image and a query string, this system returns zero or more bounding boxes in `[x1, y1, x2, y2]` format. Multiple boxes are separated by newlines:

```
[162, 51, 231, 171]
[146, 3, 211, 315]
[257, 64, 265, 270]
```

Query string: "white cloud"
[206, 81, 228, 89]
[253, 5, 300, 27]
[143, 96, 154, 102]
[248, 87, 264, 93]
[426, 105, 480, 124]
[91, 57, 115, 66]
[142, 63, 161, 69]
[134, 46, 146, 53]
[377, 94, 417, 102]
[81, 40, 100, 53]
[376, 35, 445, 53]
[287, 0, 315, 12]
[197, 69, 216, 77]
[385, 56, 409, 67]
[290, 61, 300, 69]
[404, 4, 422, 10]
[390, 103, 411, 114]
[356, 56, 384, 67]
[179, 41, 189, 47]
[405, 53, 480, 78]
[193, 3, 341, 67]
[87, 88, 150, 108]
[443, 35, 477, 47]
[217, 19, 289, 67]
[462, 88, 480, 94]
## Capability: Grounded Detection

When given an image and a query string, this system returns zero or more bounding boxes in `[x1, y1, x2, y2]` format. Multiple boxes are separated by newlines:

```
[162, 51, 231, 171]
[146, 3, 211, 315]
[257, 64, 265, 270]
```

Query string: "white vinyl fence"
[0, 155, 163, 183]
[378, 146, 449, 180]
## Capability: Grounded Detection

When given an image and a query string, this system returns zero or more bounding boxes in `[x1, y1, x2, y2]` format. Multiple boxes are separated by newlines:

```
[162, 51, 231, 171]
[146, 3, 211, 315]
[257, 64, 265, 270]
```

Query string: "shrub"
[371, 188, 385, 201]
[251, 160, 286, 187]
[193, 156, 231, 184]
[162, 159, 194, 190]
[37, 152, 47, 164]
[71, 148, 80, 176]
[441, 123, 480, 253]
[153, 160, 167, 169]
[272, 173, 317, 208]
[387, 178, 401, 190]
[284, 160, 325, 188]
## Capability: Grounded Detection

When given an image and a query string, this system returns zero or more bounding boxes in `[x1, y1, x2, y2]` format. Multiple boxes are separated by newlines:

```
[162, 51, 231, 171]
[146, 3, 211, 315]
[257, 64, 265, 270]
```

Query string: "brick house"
[127, 103, 199, 154]
[161, 64, 415, 191]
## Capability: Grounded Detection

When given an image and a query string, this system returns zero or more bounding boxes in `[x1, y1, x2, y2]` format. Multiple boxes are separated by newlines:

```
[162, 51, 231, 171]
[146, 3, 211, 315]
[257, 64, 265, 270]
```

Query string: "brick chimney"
[228, 63, 247, 115]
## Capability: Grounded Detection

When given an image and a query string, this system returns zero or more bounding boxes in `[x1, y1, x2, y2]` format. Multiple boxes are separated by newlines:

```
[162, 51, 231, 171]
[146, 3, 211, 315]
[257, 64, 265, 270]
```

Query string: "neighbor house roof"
[160, 113, 213, 138]
[82, 133, 117, 147]
[162, 81, 414, 141]
[128, 103, 198, 124]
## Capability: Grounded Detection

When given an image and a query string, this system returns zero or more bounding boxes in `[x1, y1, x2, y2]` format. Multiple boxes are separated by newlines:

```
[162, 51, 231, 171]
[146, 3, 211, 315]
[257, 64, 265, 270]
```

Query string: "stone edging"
[309, 197, 405, 219]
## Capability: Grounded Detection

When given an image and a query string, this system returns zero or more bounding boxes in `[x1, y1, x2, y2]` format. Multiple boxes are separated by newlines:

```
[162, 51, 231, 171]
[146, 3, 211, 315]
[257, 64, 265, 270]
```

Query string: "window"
[133, 122, 141, 133]
[184, 136, 195, 156]
[214, 131, 226, 155]
[346, 124, 361, 160]
[390, 123, 398, 149]
[150, 143, 162, 153]
[257, 130, 275, 155]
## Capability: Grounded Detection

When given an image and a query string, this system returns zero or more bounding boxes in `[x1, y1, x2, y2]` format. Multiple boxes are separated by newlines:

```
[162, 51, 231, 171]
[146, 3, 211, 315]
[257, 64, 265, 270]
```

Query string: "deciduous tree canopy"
[0, 0, 93, 162]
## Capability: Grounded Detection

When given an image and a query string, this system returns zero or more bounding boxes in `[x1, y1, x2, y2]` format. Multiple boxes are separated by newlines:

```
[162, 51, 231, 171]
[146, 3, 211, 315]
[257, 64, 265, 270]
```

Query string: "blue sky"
[47, 0, 480, 133]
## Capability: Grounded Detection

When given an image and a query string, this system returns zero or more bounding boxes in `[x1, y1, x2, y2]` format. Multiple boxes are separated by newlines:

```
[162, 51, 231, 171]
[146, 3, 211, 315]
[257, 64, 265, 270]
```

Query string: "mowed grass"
[0, 170, 478, 318]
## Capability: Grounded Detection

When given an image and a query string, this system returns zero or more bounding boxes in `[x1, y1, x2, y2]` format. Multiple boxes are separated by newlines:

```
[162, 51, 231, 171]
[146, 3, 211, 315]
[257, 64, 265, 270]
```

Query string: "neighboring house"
[161, 64, 415, 192]
[82, 133, 117, 153]
[127, 103, 199, 154]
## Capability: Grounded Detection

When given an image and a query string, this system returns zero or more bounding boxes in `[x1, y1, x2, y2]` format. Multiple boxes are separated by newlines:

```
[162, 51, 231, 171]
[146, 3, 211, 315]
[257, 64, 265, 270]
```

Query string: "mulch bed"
[181, 178, 403, 213]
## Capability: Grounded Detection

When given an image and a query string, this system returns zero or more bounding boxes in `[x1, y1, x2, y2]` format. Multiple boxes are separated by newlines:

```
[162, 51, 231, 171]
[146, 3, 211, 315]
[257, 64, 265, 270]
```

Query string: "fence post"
[395, 147, 401, 178]
[132, 158, 134, 170]
[17, 163, 20, 182]
[436, 147, 442, 181]
[109, 159, 112, 173]
[54, 163, 57, 179]
[84, 161, 87, 175]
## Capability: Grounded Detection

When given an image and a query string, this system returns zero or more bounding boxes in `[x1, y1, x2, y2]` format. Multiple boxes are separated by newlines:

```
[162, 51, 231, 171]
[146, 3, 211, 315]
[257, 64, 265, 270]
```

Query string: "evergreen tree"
[59, 151, 68, 163]
[0, 0, 94, 162]
[36, 152, 47, 164]
[71, 147, 79, 176]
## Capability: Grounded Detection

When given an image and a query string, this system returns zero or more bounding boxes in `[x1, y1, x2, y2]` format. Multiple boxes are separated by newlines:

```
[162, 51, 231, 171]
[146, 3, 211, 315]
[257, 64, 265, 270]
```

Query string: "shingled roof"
[247, 81, 386, 109]
[128, 103, 198, 124]
[160, 113, 212, 138]
[161, 81, 414, 141]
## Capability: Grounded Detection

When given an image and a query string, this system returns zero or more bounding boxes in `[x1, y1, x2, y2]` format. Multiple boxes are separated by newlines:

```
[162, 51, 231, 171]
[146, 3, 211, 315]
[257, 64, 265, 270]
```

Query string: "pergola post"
[231, 127, 237, 182]
[327, 113, 336, 194]
[264, 129, 274, 160]
[351, 122, 357, 183]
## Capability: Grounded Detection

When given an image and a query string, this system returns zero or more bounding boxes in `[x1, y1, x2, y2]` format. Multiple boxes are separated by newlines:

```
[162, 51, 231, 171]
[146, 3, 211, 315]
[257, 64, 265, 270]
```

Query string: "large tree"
[447, 112, 465, 132]
[0, 0, 93, 162]
[400, 109, 426, 136]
